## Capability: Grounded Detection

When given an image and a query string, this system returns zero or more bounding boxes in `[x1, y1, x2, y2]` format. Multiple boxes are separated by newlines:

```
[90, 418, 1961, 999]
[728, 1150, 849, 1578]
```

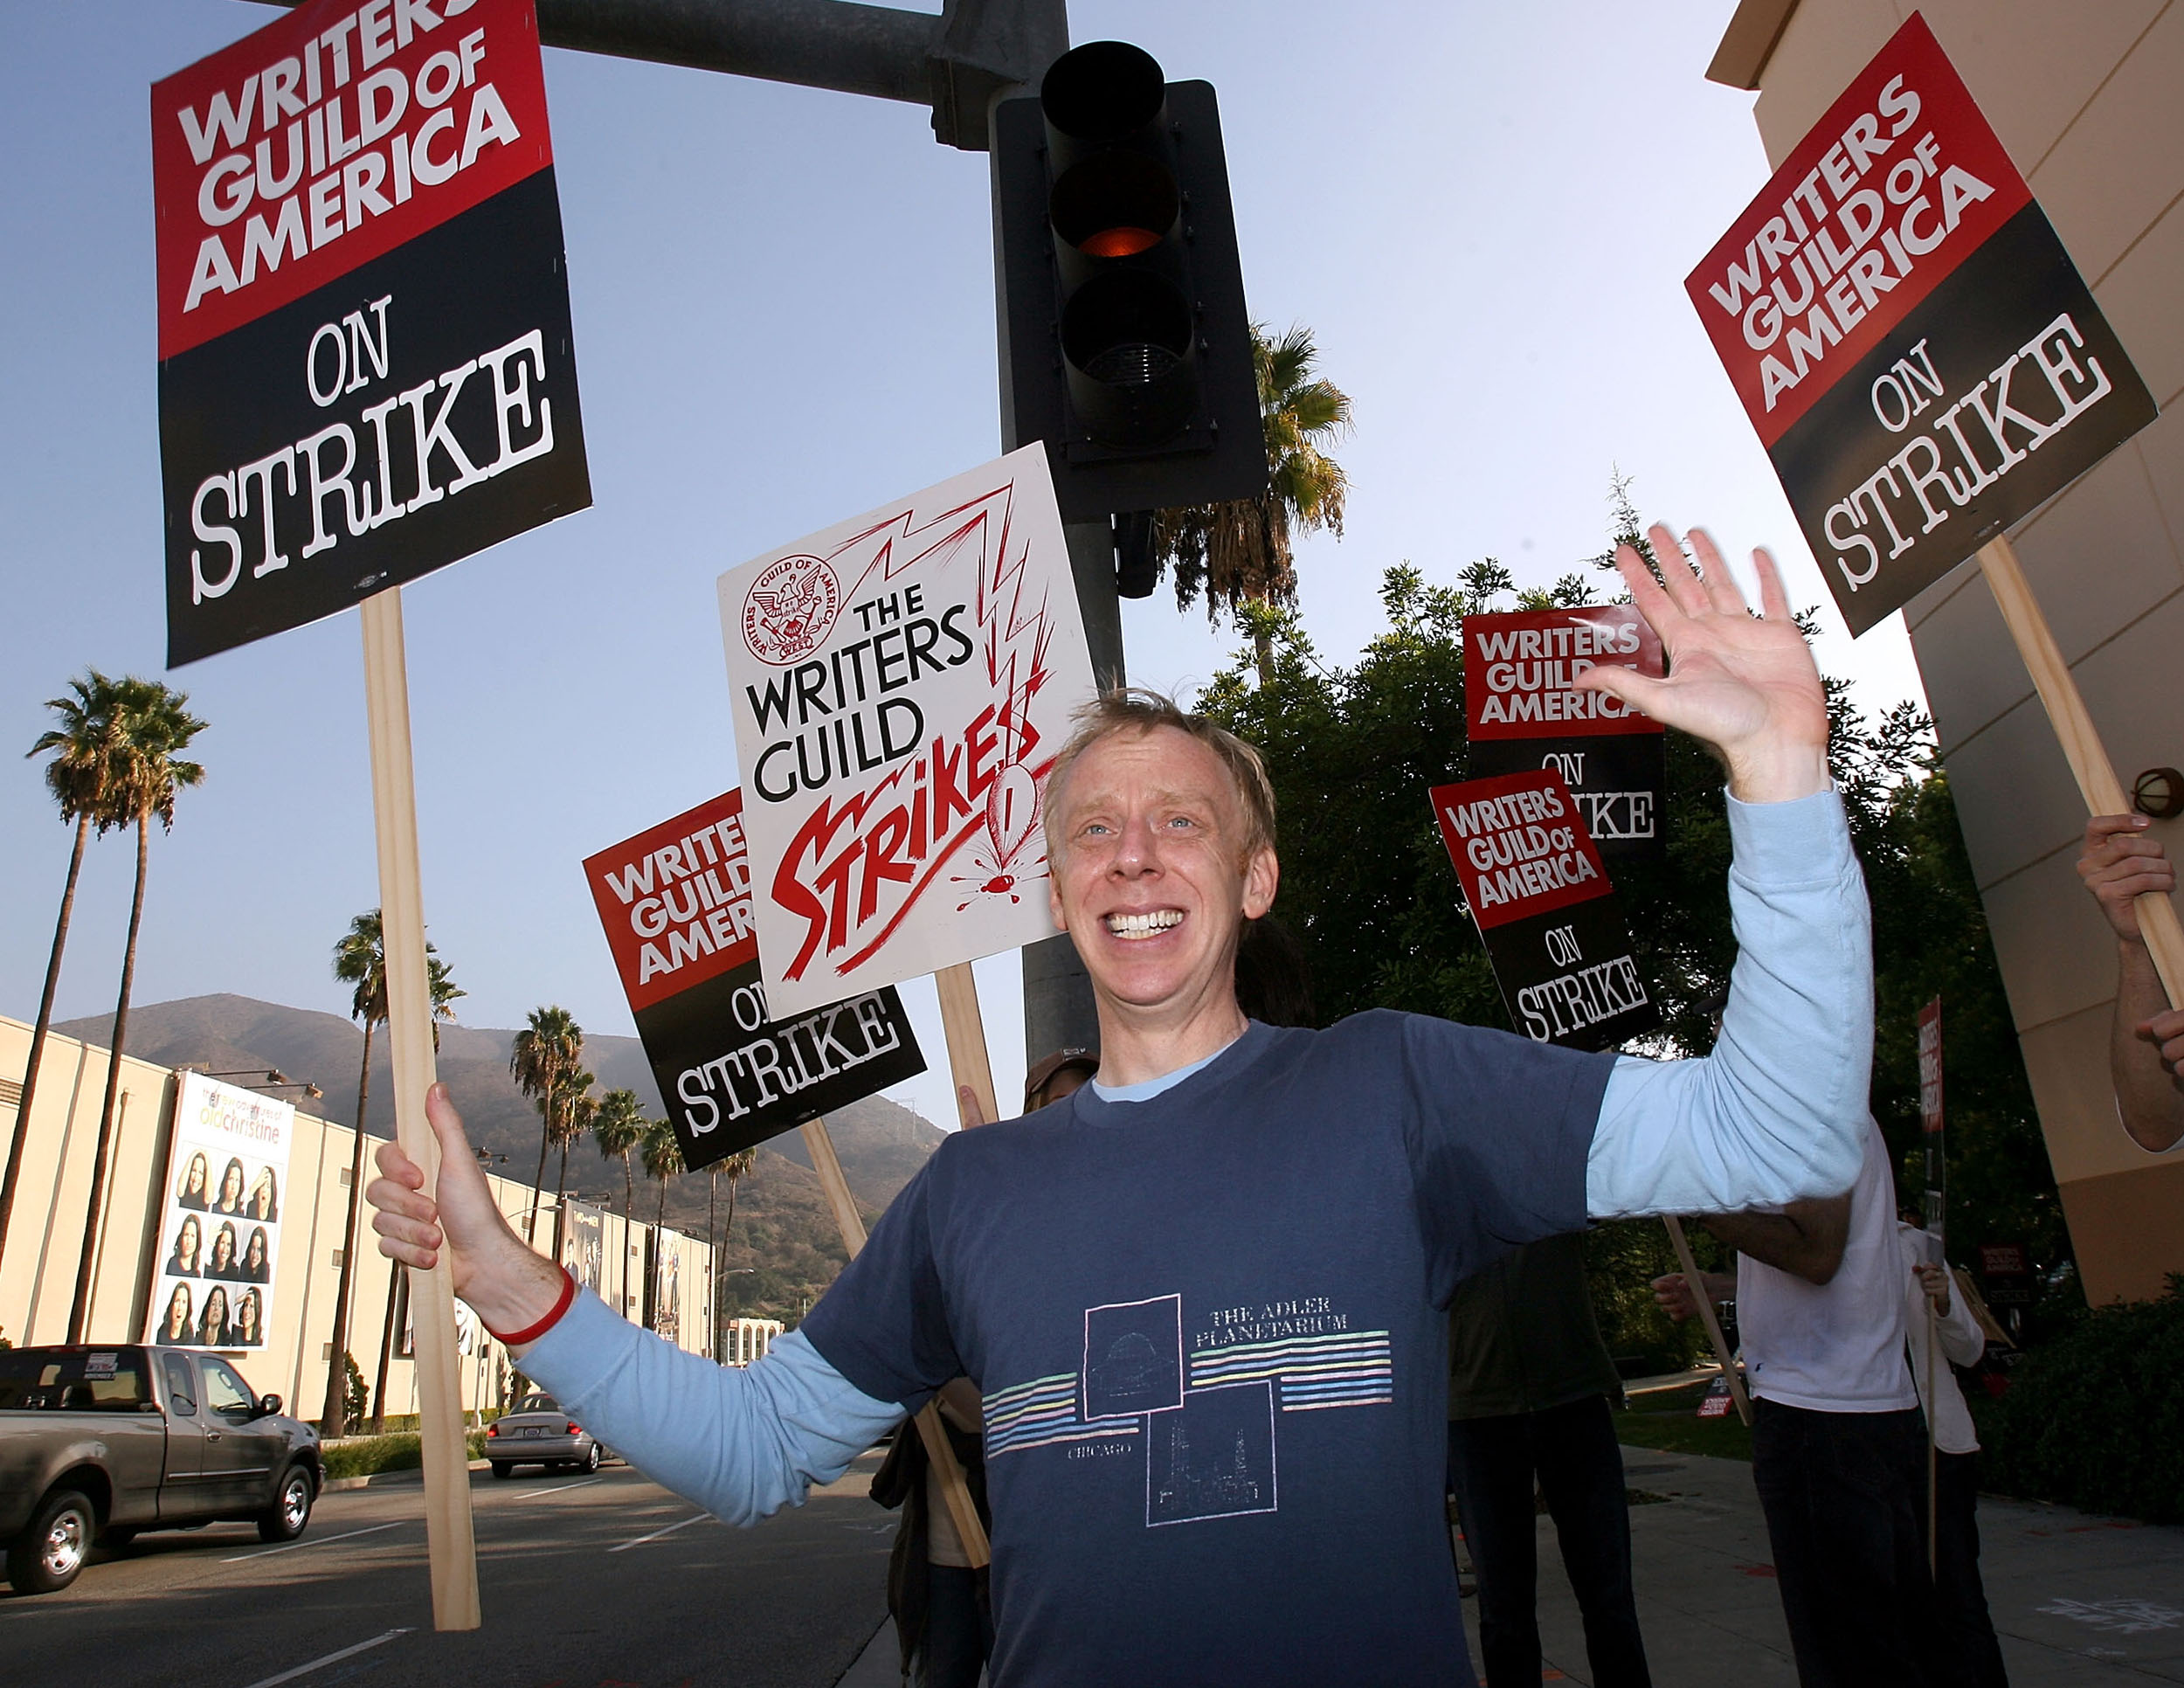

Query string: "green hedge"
[322, 1430, 488, 1481]
[1976, 1276, 2184, 1525]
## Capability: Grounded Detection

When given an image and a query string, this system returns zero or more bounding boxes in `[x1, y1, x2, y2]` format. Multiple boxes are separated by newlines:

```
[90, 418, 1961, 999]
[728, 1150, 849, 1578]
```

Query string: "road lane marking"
[512, 1476, 606, 1501]
[223, 1521, 402, 1562]
[241, 1628, 411, 1687]
[610, 1512, 710, 1553]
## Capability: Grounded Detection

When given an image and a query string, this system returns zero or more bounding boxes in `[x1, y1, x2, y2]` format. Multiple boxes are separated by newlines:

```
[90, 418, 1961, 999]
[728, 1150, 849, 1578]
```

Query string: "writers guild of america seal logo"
[743, 554, 841, 666]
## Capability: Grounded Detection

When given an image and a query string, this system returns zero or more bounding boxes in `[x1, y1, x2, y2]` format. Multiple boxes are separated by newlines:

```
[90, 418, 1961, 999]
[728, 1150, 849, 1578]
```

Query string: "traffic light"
[995, 41, 1265, 529]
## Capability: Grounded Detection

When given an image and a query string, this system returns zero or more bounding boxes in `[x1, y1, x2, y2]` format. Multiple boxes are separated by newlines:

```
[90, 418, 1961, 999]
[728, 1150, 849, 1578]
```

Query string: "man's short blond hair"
[1041, 688, 1277, 863]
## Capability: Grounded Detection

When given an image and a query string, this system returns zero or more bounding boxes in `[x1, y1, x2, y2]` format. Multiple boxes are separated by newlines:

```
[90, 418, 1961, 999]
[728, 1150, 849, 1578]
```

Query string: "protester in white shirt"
[1655, 1119, 1939, 1686]
[1898, 1216, 2009, 1688]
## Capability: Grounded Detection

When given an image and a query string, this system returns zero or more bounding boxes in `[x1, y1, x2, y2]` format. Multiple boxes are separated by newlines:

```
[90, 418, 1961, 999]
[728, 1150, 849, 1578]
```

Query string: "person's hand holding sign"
[1577, 526, 1830, 806]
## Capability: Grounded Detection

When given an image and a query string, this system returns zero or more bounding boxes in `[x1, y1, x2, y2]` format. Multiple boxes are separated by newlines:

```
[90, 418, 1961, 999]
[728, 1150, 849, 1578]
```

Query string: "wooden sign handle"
[797, 1118, 991, 1567]
[360, 589, 480, 1631]
[936, 962, 999, 1126]
[1978, 535, 2184, 1007]
[1664, 1216, 1752, 1427]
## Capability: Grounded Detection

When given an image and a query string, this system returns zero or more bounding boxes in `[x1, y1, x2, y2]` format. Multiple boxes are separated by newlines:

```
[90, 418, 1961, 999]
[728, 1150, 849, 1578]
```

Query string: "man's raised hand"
[1577, 524, 1831, 805]
[368, 1082, 567, 1350]
[2077, 813, 2174, 941]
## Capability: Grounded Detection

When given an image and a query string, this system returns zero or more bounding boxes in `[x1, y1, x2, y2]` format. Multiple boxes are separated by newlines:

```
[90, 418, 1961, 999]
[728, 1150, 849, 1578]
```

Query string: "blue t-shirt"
[802, 1010, 1614, 1686]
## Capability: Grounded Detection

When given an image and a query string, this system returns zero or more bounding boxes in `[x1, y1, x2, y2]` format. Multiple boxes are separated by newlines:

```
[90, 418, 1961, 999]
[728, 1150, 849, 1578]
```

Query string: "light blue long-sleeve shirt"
[522, 785, 1870, 1525]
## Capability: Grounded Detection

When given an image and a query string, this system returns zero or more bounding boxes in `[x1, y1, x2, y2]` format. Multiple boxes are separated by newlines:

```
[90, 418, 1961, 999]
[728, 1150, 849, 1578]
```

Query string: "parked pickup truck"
[1, 1344, 321, 1594]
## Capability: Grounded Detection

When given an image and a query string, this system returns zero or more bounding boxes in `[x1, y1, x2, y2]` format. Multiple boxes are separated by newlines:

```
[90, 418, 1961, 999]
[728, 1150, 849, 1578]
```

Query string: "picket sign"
[797, 1111, 991, 1566]
[1977, 536, 2184, 1003]
[361, 590, 481, 1629]
[1663, 1216, 1752, 1427]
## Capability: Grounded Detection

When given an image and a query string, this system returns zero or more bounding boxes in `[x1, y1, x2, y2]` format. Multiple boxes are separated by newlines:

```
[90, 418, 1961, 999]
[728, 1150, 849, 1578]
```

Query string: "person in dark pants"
[1900, 1214, 2010, 1688]
[1656, 1119, 1942, 1687]
[1447, 1232, 1651, 1687]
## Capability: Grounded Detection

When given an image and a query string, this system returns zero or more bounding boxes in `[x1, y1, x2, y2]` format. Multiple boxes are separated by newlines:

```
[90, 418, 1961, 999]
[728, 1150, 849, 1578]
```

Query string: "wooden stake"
[1978, 534, 2184, 1006]
[1664, 1217, 1752, 1427]
[361, 589, 480, 1632]
[935, 962, 999, 1125]
[798, 1117, 990, 1567]
[1924, 1304, 1939, 1577]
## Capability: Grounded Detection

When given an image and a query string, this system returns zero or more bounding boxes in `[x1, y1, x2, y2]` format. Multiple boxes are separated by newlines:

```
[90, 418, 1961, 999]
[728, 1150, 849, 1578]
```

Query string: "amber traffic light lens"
[1082, 226, 1160, 259]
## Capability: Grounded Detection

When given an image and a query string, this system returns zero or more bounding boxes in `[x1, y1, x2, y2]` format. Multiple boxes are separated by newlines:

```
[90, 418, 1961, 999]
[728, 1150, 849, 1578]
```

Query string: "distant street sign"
[1463, 605, 1667, 860]
[583, 787, 925, 1170]
[1428, 769, 1658, 1053]
[154, 0, 591, 666]
[1685, 14, 2154, 635]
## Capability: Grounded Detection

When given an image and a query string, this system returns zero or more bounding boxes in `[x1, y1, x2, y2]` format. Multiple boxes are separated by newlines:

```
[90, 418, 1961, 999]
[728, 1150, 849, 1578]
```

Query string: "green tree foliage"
[1198, 517, 2068, 1365]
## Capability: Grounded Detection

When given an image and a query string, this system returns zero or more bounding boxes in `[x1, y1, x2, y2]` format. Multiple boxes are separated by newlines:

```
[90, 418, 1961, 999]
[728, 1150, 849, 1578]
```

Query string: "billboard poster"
[557, 1200, 605, 1301]
[144, 1073, 294, 1350]
[717, 445, 1097, 1016]
[153, 0, 591, 666]
[1685, 13, 2154, 635]
[583, 787, 927, 1171]
[1427, 769, 1659, 1054]
[1463, 605, 1667, 859]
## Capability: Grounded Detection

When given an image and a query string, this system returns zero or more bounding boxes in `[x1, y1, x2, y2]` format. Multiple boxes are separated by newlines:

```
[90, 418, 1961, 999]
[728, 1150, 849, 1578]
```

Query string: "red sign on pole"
[1463, 605, 1666, 858]
[1685, 13, 2154, 635]
[1427, 769, 1657, 1052]
[154, 0, 591, 666]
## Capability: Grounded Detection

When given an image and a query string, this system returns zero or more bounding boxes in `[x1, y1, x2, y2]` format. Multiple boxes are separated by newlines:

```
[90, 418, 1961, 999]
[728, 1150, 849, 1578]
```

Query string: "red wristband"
[488, 1265, 577, 1347]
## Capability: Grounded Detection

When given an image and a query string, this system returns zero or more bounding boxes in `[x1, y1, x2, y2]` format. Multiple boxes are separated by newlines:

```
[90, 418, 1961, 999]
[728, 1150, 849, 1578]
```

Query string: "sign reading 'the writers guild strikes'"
[1685, 12, 2154, 635]
[1464, 605, 1666, 860]
[154, 0, 591, 666]
[584, 788, 925, 1170]
[1428, 769, 1658, 1054]
[718, 446, 1095, 1018]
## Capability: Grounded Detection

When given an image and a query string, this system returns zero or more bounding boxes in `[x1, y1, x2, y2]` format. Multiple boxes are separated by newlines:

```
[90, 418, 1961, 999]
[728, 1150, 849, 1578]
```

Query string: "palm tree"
[640, 1117, 684, 1332]
[641, 1117, 684, 1233]
[1150, 322, 1353, 681]
[551, 1070, 598, 1213]
[591, 1089, 646, 1226]
[67, 680, 207, 1342]
[0, 673, 134, 1273]
[323, 911, 462, 1439]
[707, 1147, 757, 1356]
[508, 1007, 583, 1244]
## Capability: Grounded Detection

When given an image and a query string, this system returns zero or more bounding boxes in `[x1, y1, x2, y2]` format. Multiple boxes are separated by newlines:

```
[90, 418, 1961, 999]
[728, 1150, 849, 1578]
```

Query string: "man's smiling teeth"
[1106, 910, 1183, 939]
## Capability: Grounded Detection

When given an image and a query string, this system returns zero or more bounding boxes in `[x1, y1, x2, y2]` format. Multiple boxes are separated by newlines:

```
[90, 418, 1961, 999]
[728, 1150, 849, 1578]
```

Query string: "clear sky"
[0, 0, 1927, 1134]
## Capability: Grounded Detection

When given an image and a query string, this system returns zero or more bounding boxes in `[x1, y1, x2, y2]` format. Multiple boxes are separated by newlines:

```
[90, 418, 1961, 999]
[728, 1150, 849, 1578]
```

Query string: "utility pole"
[251, 0, 1123, 1061]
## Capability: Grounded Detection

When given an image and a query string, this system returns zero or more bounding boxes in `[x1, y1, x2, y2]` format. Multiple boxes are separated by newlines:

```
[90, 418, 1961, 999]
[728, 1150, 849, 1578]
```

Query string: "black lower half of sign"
[161, 168, 591, 667]
[1482, 896, 1659, 1054]
[1469, 735, 1666, 861]
[636, 961, 927, 1169]
[1769, 202, 2157, 638]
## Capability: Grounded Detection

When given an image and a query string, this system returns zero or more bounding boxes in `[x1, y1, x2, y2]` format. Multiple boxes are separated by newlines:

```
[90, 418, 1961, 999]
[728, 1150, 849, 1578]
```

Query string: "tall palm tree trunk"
[0, 812, 90, 1269]
[707, 1170, 718, 1359]
[371, 1265, 400, 1435]
[525, 1120, 550, 1244]
[68, 815, 148, 1342]
[321, 1020, 375, 1437]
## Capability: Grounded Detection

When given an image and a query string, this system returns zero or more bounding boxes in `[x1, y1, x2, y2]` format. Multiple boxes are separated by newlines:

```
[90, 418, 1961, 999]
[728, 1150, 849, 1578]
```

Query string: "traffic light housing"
[995, 42, 1265, 527]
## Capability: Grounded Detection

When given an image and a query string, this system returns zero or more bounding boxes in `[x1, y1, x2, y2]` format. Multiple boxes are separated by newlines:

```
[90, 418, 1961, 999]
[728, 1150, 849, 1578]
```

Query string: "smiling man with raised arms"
[370, 526, 1870, 1685]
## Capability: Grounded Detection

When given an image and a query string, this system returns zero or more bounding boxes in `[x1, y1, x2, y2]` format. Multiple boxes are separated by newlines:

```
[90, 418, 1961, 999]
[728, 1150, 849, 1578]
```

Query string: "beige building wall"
[1713, 2, 2184, 1301]
[1, 1015, 715, 1419]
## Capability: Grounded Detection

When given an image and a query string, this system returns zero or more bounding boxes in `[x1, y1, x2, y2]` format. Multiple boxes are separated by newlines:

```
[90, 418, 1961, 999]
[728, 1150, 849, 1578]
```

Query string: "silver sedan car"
[485, 1392, 602, 1477]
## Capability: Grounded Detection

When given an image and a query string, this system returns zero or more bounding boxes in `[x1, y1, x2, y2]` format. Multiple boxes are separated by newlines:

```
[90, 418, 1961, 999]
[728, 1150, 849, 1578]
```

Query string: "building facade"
[1711, 1, 2184, 1300]
[0, 1015, 715, 1420]
[722, 1317, 784, 1367]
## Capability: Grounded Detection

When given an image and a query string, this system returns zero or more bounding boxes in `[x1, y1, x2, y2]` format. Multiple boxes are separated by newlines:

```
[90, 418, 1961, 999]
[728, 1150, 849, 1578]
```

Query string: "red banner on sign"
[1428, 769, 1609, 932]
[1917, 996, 1945, 1136]
[1685, 12, 2029, 449]
[151, 0, 554, 358]
[583, 790, 757, 1013]
[1463, 606, 1665, 742]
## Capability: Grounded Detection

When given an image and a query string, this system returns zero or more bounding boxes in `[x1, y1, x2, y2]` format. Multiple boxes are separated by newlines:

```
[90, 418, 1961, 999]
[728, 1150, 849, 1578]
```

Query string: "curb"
[326, 1457, 490, 1492]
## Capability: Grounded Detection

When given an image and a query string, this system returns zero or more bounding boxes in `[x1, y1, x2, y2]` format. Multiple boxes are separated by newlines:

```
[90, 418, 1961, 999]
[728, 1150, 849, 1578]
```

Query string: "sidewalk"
[1505, 1449, 2184, 1685]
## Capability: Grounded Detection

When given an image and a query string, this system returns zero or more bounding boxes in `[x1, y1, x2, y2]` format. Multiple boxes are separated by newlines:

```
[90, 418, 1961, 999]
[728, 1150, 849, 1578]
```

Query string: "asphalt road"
[1, 1456, 895, 1688]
